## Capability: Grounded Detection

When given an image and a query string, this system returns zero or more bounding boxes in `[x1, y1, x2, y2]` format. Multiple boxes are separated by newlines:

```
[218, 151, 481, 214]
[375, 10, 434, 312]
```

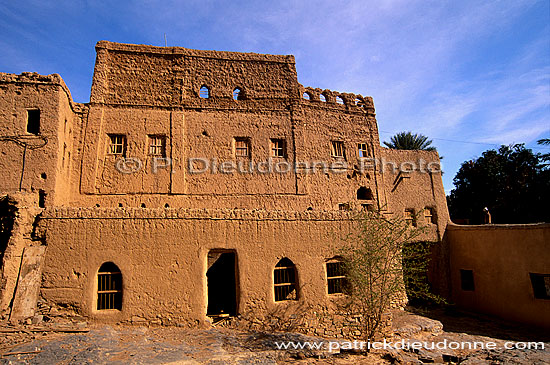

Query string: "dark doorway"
[206, 250, 238, 317]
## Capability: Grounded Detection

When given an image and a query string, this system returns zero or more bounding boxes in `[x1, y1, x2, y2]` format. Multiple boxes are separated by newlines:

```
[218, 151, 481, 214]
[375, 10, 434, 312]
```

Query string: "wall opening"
[460, 269, 475, 291]
[207, 250, 238, 318]
[357, 186, 373, 200]
[26, 109, 40, 135]
[97, 262, 123, 310]
[274, 258, 298, 301]
[233, 88, 244, 100]
[199, 86, 210, 99]
[326, 257, 348, 294]
[529, 273, 550, 299]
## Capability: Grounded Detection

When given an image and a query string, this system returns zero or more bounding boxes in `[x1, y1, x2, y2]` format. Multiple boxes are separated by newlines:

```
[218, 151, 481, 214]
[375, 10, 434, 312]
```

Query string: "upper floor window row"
[199, 86, 245, 100]
[108, 134, 167, 157]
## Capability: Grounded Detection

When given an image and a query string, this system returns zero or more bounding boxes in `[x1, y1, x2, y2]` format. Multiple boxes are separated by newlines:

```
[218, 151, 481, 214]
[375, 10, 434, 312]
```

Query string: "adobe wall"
[37, 207, 395, 338]
[0, 73, 86, 207]
[446, 223, 550, 328]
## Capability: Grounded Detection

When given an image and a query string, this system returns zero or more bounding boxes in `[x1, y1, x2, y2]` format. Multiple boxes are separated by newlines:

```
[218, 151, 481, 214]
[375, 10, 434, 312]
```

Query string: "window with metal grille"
[530, 273, 550, 299]
[148, 135, 166, 157]
[234, 137, 250, 157]
[331, 141, 345, 158]
[270, 139, 285, 158]
[108, 134, 126, 155]
[404, 209, 416, 227]
[274, 258, 297, 301]
[358, 143, 369, 158]
[424, 208, 436, 224]
[199, 85, 209, 98]
[327, 259, 347, 294]
[97, 262, 122, 310]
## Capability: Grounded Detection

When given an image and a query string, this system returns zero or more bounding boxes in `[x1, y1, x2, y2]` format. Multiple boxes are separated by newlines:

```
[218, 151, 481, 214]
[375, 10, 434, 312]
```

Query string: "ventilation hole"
[202, 131, 209, 137]
[95, 204, 100, 207]
[307, 207, 313, 211]
[165, 203, 170, 208]
[118, 203, 123, 207]
[141, 203, 146, 208]
[40, 172, 47, 179]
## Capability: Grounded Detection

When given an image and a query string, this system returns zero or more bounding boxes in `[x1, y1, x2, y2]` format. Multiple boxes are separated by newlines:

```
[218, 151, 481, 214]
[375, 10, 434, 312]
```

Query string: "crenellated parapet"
[300, 86, 375, 114]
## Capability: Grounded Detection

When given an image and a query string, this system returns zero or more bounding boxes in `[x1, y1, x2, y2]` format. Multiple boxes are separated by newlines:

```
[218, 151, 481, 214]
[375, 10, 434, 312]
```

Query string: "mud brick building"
[7, 41, 546, 335]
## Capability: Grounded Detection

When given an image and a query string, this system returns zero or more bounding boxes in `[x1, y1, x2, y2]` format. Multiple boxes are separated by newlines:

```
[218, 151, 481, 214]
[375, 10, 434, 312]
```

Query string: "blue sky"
[1, 0, 549, 193]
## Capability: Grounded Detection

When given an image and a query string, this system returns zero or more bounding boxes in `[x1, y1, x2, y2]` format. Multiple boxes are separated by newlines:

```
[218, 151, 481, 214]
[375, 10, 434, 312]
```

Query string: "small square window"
[404, 209, 416, 227]
[530, 273, 550, 299]
[234, 137, 250, 157]
[358, 143, 369, 158]
[270, 139, 285, 158]
[331, 141, 345, 158]
[108, 134, 126, 155]
[460, 269, 475, 291]
[148, 135, 166, 157]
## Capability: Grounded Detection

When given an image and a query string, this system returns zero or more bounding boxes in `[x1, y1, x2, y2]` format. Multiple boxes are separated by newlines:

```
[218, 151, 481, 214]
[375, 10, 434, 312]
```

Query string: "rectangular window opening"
[148, 135, 166, 157]
[234, 137, 250, 158]
[404, 209, 416, 227]
[424, 208, 436, 224]
[460, 269, 475, 291]
[108, 134, 126, 156]
[331, 141, 345, 158]
[327, 261, 348, 294]
[270, 138, 285, 158]
[358, 143, 369, 158]
[27, 109, 40, 135]
[530, 273, 550, 299]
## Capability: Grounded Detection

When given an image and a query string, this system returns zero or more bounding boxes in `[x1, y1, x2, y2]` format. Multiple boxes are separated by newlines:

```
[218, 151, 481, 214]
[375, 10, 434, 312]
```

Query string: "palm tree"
[383, 131, 436, 151]
[537, 138, 549, 163]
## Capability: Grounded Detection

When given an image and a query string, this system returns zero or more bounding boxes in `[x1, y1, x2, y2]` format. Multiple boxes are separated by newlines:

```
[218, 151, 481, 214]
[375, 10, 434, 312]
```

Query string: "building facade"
[0, 42, 449, 336]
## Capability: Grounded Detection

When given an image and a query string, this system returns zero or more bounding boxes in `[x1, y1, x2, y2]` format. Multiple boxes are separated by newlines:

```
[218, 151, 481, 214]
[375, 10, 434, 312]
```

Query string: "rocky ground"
[0, 306, 548, 364]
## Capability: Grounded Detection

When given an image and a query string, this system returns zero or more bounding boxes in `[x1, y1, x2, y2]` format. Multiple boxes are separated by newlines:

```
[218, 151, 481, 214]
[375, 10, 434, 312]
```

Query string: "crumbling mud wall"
[0, 193, 45, 322]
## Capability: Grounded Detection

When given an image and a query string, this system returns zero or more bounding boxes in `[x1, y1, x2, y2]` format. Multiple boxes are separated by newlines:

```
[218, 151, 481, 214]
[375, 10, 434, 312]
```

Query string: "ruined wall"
[446, 223, 550, 328]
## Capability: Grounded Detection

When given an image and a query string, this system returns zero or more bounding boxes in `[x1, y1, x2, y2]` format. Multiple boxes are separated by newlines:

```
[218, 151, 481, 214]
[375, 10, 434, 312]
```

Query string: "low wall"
[37, 208, 400, 338]
[446, 223, 550, 328]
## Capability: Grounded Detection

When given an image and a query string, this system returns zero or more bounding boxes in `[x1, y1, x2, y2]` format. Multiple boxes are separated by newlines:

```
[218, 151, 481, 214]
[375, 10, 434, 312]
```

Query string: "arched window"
[303, 92, 311, 100]
[336, 96, 344, 105]
[233, 88, 243, 100]
[274, 258, 298, 301]
[319, 93, 327, 102]
[97, 262, 122, 310]
[357, 186, 373, 200]
[199, 86, 210, 99]
[326, 257, 348, 294]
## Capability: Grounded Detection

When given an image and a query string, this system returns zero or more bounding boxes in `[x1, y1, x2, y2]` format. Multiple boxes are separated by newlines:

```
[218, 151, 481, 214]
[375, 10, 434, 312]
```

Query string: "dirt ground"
[0, 306, 548, 364]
